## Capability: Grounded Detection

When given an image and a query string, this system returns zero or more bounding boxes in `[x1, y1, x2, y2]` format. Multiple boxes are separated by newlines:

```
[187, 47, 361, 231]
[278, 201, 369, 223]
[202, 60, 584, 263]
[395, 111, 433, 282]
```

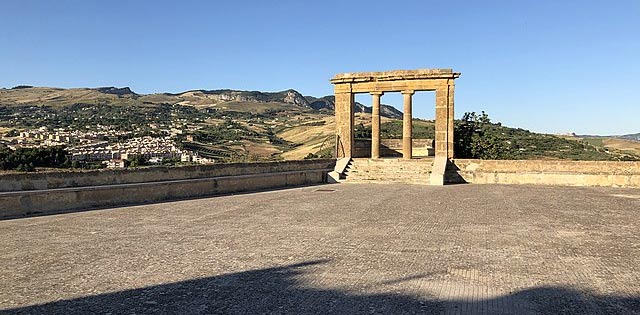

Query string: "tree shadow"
[2, 260, 638, 314]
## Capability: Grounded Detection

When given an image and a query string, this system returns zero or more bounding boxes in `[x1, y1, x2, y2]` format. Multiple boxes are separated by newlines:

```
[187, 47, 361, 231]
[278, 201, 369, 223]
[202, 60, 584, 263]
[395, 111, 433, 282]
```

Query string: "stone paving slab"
[1, 184, 639, 314]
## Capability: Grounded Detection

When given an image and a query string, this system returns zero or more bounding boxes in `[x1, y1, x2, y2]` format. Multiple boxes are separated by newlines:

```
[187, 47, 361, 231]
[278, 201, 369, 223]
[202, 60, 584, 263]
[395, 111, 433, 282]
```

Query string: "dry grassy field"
[562, 135, 640, 156]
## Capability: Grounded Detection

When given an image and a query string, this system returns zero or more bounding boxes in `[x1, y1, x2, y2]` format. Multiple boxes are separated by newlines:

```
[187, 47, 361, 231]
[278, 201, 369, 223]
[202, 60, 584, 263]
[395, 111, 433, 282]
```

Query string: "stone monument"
[330, 69, 460, 160]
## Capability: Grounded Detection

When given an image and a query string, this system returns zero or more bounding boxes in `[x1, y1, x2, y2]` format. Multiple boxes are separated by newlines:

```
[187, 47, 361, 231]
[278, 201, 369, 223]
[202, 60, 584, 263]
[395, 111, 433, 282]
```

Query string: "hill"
[0, 86, 402, 118]
[1, 86, 638, 164]
[0, 86, 140, 107]
[561, 135, 640, 157]
[142, 89, 309, 109]
[617, 133, 640, 142]
[575, 133, 640, 143]
[304, 95, 403, 119]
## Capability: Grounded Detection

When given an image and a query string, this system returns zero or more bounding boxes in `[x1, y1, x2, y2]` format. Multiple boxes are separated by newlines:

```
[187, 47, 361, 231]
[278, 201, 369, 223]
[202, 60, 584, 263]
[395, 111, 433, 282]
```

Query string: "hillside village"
[0, 86, 391, 169]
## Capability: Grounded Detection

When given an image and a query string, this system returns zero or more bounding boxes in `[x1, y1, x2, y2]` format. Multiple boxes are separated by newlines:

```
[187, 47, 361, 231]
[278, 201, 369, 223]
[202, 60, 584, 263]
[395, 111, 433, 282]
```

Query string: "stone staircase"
[344, 158, 435, 185]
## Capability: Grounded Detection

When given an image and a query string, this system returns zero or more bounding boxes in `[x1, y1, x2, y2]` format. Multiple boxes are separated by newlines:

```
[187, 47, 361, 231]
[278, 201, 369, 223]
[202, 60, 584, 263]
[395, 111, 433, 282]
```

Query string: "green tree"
[454, 111, 512, 159]
[4, 129, 19, 137]
[127, 155, 148, 167]
[354, 123, 371, 139]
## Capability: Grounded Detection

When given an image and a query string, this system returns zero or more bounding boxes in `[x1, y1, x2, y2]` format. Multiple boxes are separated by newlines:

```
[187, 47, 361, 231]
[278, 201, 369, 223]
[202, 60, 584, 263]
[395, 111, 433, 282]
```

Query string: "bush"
[126, 155, 149, 168]
[16, 162, 35, 172]
[0, 146, 70, 171]
[4, 129, 19, 137]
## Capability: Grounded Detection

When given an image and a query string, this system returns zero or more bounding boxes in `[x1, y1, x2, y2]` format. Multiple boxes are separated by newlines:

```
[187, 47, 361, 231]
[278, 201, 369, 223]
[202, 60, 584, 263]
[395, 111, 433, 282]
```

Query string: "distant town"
[0, 87, 333, 171]
[7, 124, 214, 169]
[15, 125, 215, 168]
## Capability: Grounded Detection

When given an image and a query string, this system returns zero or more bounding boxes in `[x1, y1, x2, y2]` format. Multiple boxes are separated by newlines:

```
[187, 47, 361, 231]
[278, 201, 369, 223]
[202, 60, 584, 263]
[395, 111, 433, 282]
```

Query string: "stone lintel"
[330, 69, 460, 84]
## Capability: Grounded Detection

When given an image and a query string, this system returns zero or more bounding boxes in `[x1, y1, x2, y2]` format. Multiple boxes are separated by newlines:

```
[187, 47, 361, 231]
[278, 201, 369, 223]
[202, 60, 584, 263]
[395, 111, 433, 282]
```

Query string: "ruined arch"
[331, 69, 460, 159]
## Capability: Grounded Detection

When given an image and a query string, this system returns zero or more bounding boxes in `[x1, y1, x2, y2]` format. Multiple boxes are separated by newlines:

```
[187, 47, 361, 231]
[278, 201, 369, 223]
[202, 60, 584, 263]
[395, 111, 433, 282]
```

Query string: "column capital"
[369, 91, 384, 96]
[401, 90, 415, 95]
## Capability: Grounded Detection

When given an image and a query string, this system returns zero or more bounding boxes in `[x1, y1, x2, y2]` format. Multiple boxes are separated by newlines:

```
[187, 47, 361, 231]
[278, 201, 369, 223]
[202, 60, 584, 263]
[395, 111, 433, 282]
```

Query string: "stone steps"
[347, 170, 431, 177]
[348, 170, 432, 175]
[346, 179, 431, 185]
[344, 158, 434, 183]
[348, 168, 433, 173]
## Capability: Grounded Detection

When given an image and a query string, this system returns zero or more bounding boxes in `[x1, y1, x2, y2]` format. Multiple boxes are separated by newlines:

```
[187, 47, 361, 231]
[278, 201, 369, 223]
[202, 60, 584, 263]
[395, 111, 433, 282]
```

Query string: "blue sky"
[1, 0, 638, 135]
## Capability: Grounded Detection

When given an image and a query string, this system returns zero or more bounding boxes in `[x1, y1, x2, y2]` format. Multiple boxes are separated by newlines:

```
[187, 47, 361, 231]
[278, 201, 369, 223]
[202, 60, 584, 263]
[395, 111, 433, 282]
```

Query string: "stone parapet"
[0, 159, 335, 193]
[0, 169, 330, 219]
[453, 159, 640, 175]
[451, 159, 640, 187]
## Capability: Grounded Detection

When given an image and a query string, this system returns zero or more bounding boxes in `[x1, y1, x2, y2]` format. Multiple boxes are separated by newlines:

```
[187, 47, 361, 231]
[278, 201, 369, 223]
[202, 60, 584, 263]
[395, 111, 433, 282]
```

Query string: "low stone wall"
[0, 160, 335, 192]
[353, 139, 370, 158]
[353, 139, 434, 158]
[0, 160, 334, 218]
[451, 159, 640, 187]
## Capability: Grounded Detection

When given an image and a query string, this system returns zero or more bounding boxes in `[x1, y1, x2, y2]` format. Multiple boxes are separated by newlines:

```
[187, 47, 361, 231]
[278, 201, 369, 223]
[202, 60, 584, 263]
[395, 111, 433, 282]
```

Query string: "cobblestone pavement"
[1, 184, 639, 314]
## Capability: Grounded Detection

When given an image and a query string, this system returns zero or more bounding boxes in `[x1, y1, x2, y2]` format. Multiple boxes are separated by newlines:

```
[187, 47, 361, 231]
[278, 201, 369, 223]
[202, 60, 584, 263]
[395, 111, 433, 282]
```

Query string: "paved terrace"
[1, 184, 639, 314]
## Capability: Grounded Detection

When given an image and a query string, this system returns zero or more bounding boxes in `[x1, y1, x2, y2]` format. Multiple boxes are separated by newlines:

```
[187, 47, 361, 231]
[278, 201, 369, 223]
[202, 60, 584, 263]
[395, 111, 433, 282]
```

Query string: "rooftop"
[1, 183, 639, 314]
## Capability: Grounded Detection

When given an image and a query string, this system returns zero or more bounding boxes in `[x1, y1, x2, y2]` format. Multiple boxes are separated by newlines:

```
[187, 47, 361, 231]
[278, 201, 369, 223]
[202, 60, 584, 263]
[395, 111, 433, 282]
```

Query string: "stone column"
[434, 81, 455, 159]
[447, 80, 455, 159]
[334, 88, 354, 158]
[402, 90, 414, 160]
[370, 92, 383, 159]
[435, 83, 450, 158]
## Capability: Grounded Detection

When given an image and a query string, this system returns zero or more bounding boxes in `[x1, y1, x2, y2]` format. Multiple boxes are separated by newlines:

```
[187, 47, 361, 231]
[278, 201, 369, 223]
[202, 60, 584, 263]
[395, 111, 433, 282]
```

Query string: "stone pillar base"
[430, 156, 447, 185]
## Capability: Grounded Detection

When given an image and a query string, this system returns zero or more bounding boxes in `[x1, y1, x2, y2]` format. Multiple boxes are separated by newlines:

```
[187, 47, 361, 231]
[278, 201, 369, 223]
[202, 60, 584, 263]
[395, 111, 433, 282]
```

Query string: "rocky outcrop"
[282, 90, 308, 106]
[353, 102, 368, 114]
[353, 102, 403, 119]
[185, 89, 309, 106]
[306, 95, 402, 118]
[307, 96, 335, 111]
[95, 87, 137, 96]
[380, 104, 403, 119]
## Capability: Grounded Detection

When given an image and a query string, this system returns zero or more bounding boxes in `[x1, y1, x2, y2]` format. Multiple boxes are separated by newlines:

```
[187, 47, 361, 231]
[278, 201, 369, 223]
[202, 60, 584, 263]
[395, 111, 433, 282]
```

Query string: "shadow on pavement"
[3, 260, 639, 314]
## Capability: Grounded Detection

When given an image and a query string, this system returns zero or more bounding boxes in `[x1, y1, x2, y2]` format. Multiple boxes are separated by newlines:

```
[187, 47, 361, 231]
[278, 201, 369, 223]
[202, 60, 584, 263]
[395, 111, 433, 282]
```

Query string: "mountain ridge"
[576, 133, 640, 142]
[0, 85, 404, 118]
[618, 133, 640, 141]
